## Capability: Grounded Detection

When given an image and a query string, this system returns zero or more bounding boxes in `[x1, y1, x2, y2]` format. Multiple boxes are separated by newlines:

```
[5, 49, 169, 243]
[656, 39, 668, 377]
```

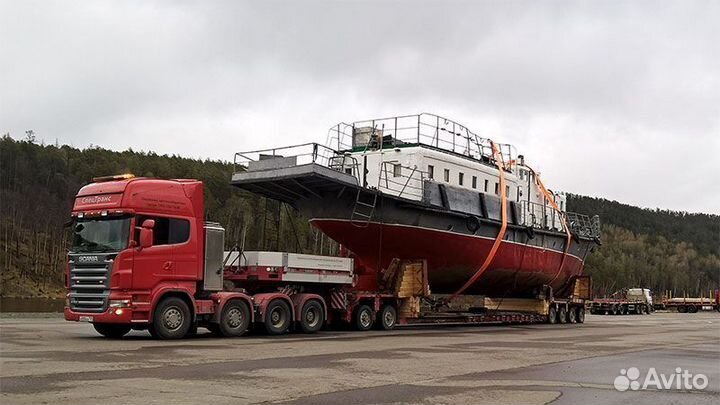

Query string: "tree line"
[0, 135, 717, 297]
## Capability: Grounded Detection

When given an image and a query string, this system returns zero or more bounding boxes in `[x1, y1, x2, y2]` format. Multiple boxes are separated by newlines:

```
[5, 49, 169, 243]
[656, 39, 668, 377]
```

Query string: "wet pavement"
[1, 312, 718, 404]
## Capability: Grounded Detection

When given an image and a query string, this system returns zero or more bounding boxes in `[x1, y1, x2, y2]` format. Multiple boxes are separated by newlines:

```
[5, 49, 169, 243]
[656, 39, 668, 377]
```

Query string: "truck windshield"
[71, 217, 131, 253]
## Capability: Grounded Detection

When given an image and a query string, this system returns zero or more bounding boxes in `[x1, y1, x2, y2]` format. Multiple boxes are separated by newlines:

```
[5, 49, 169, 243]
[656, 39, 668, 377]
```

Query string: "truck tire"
[299, 300, 324, 333]
[688, 305, 698, 313]
[354, 304, 375, 331]
[152, 297, 192, 340]
[677, 305, 687, 313]
[558, 306, 568, 324]
[568, 307, 577, 323]
[219, 300, 251, 337]
[93, 323, 131, 339]
[377, 305, 397, 330]
[547, 306, 557, 324]
[576, 307, 585, 323]
[264, 299, 292, 335]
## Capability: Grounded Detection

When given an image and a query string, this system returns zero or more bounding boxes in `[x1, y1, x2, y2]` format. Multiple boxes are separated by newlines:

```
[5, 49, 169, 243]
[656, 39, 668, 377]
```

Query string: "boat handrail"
[326, 113, 516, 169]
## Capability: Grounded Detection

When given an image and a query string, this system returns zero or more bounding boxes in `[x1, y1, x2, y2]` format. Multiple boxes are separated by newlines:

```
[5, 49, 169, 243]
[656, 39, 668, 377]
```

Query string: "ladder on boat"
[350, 188, 379, 227]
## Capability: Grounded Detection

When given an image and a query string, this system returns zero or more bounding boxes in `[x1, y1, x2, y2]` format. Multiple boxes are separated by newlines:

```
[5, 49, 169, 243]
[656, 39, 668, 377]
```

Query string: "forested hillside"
[1, 135, 718, 298]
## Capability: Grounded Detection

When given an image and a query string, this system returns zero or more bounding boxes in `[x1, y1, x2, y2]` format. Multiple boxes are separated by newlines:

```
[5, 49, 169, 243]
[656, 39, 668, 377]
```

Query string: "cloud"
[1, 0, 718, 213]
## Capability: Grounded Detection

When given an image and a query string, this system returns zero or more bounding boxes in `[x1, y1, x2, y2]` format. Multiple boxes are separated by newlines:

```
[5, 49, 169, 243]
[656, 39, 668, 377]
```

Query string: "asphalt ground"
[1, 312, 718, 404]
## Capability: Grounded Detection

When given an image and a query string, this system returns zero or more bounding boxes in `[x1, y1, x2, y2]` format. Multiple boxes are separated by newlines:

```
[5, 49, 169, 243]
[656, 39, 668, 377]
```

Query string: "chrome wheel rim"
[163, 307, 183, 331]
[226, 308, 244, 328]
[383, 310, 395, 327]
[360, 310, 371, 328]
[305, 308, 319, 328]
[270, 308, 285, 327]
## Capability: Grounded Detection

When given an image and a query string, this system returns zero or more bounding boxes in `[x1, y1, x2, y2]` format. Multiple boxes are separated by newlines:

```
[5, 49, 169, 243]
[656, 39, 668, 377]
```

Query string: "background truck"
[588, 288, 653, 315]
[654, 290, 720, 313]
[65, 175, 592, 339]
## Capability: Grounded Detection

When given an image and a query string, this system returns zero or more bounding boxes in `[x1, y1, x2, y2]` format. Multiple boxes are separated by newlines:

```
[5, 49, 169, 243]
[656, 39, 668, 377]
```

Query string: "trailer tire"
[219, 300, 251, 337]
[264, 299, 292, 335]
[93, 323, 131, 339]
[299, 300, 324, 333]
[152, 297, 191, 340]
[547, 306, 557, 324]
[354, 305, 375, 331]
[688, 305, 698, 313]
[377, 305, 397, 330]
[568, 307, 577, 323]
[576, 307, 585, 323]
[558, 306, 568, 324]
[677, 305, 687, 313]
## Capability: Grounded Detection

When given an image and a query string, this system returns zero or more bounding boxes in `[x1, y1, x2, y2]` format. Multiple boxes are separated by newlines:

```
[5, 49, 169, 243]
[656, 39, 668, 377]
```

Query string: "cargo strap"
[530, 169, 572, 284]
[450, 142, 508, 300]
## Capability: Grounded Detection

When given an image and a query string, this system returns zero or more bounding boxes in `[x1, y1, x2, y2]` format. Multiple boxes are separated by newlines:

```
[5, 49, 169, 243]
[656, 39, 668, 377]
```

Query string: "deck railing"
[326, 113, 516, 169]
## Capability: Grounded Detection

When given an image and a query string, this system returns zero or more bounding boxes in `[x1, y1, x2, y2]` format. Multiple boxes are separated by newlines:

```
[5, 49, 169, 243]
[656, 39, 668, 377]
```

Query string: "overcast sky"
[1, 1, 718, 214]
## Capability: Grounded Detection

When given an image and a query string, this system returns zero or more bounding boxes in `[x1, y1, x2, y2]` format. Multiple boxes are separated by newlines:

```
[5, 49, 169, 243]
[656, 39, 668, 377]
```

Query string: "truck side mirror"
[139, 219, 155, 249]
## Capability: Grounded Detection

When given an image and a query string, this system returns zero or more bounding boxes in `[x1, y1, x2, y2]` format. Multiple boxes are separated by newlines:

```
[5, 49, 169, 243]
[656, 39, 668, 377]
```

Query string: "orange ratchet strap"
[450, 142, 508, 300]
[530, 169, 572, 284]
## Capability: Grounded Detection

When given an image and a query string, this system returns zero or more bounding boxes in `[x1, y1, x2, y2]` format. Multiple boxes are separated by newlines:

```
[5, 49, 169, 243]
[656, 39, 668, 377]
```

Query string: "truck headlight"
[109, 299, 131, 308]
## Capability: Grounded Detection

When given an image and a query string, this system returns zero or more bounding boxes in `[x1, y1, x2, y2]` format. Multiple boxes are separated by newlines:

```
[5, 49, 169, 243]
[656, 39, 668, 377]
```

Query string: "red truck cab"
[64, 175, 251, 338]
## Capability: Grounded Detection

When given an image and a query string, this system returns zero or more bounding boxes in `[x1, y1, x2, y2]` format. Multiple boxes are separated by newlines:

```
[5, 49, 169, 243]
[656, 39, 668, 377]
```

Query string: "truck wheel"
[558, 306, 568, 324]
[93, 323, 131, 339]
[688, 305, 698, 313]
[152, 297, 191, 340]
[377, 305, 397, 330]
[547, 306, 557, 324]
[220, 300, 251, 337]
[354, 304, 375, 331]
[677, 305, 687, 313]
[264, 299, 292, 335]
[576, 307, 585, 323]
[568, 307, 577, 323]
[299, 300, 324, 333]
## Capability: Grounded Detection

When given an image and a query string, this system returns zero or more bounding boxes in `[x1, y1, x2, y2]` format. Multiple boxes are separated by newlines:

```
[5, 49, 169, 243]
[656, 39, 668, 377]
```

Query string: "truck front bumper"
[64, 306, 136, 323]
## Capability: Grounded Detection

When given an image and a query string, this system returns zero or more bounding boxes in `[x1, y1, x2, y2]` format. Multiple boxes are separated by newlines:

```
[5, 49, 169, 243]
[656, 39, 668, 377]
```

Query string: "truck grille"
[68, 253, 114, 313]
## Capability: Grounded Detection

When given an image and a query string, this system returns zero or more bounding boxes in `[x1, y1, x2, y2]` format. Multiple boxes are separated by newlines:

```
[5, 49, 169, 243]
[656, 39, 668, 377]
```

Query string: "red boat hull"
[311, 219, 586, 297]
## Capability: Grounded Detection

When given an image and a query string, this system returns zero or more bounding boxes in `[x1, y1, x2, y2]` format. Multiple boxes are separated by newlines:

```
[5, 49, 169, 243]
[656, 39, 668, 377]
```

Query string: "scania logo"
[78, 256, 99, 263]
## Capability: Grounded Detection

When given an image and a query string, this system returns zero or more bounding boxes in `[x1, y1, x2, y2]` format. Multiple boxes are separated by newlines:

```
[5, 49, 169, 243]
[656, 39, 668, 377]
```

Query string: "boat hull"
[311, 218, 589, 297]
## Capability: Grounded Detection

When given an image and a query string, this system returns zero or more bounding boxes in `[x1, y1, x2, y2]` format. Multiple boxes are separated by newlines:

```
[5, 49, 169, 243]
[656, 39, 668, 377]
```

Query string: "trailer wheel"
[377, 305, 397, 330]
[547, 306, 557, 324]
[299, 300, 324, 333]
[354, 304, 375, 331]
[93, 323, 131, 339]
[568, 307, 577, 323]
[264, 299, 292, 335]
[576, 307, 585, 323]
[677, 305, 687, 313]
[152, 297, 191, 339]
[219, 300, 251, 337]
[688, 305, 698, 313]
[558, 306, 568, 324]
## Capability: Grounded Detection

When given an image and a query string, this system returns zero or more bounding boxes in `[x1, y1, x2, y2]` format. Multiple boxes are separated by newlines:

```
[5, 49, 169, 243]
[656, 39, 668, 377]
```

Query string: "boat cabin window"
[393, 164, 402, 178]
[494, 182, 499, 195]
[472, 176, 477, 189]
[506, 185, 510, 197]
[444, 169, 450, 182]
[428, 165, 434, 179]
[484, 179, 489, 192]
[458, 172, 464, 186]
